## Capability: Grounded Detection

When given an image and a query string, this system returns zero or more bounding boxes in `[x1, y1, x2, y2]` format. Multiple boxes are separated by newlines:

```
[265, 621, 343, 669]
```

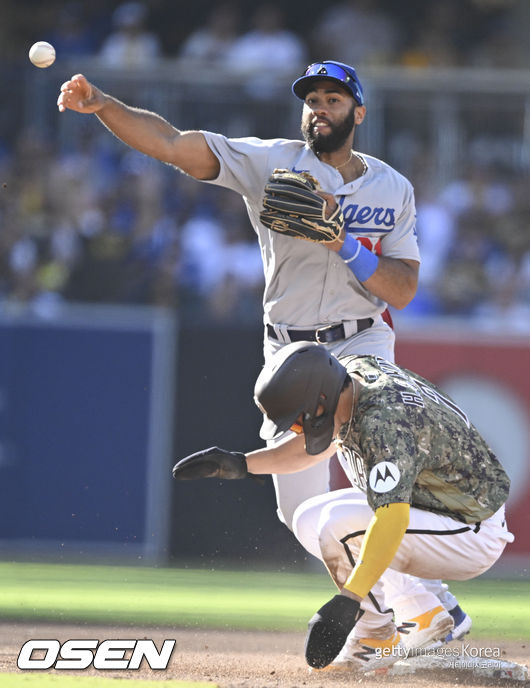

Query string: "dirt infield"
[1, 622, 528, 687]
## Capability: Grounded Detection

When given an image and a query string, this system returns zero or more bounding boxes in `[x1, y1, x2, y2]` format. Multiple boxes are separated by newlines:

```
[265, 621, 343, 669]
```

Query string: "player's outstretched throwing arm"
[57, 73, 219, 180]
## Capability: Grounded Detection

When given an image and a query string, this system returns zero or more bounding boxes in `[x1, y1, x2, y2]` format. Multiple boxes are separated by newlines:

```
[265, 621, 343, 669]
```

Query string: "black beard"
[302, 105, 356, 154]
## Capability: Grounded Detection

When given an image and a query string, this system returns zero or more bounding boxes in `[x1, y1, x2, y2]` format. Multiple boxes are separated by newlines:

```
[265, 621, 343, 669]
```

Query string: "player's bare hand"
[57, 74, 105, 114]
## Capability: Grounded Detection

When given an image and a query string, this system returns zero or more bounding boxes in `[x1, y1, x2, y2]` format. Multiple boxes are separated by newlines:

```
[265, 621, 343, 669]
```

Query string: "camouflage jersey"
[334, 355, 510, 524]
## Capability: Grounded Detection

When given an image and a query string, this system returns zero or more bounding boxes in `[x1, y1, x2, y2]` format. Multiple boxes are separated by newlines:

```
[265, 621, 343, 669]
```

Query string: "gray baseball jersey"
[201, 134, 420, 327]
[334, 355, 511, 524]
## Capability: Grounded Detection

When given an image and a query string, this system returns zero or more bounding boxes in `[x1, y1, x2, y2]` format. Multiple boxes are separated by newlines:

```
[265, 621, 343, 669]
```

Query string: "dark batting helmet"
[254, 341, 348, 455]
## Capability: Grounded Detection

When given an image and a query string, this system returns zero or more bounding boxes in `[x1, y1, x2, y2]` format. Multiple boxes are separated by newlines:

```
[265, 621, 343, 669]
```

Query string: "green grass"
[0, 677, 214, 687]
[0, 562, 528, 639]
[0, 562, 331, 631]
[442, 579, 530, 640]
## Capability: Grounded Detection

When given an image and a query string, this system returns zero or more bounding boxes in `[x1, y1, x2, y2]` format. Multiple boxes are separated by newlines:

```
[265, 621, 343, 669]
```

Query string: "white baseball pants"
[293, 488, 514, 635]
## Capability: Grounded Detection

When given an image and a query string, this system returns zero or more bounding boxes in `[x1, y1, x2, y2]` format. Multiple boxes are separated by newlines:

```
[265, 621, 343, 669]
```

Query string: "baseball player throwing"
[57, 60, 468, 645]
[173, 342, 514, 672]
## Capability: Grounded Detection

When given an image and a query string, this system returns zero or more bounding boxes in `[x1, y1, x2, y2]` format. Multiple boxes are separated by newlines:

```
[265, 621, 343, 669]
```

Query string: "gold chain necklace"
[333, 149, 353, 170]
[328, 150, 367, 176]
[318, 149, 367, 177]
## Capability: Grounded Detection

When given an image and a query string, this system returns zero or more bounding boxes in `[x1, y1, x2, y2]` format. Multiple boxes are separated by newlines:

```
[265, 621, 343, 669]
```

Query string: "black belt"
[266, 319, 373, 344]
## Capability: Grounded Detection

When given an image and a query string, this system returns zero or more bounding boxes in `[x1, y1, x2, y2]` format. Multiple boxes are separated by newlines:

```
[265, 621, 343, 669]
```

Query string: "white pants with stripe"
[293, 489, 514, 635]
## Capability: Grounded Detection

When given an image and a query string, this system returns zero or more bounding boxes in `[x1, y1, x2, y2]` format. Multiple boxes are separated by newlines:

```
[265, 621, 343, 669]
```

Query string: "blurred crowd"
[411, 165, 530, 326]
[1, 0, 529, 326]
[4, 0, 530, 69]
[0, 126, 264, 322]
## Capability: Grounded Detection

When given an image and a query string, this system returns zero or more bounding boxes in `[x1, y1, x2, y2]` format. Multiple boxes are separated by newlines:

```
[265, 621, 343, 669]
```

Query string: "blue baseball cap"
[292, 61, 364, 106]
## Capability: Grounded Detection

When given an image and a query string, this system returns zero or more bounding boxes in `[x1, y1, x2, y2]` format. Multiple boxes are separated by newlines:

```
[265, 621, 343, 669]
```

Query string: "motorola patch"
[368, 461, 400, 493]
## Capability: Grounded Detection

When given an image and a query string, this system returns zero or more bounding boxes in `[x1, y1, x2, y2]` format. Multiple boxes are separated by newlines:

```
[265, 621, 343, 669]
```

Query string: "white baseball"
[29, 41, 56, 68]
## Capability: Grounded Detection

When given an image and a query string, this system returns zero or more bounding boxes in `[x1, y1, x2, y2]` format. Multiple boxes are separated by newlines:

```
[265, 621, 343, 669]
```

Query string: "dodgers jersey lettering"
[201, 134, 420, 327]
[334, 356, 510, 523]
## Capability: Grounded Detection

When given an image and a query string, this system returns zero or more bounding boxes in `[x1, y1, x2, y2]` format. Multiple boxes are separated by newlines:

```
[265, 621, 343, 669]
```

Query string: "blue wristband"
[339, 234, 379, 282]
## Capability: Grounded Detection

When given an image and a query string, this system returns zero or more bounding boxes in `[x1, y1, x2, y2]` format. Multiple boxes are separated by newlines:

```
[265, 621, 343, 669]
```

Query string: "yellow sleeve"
[343, 502, 410, 599]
